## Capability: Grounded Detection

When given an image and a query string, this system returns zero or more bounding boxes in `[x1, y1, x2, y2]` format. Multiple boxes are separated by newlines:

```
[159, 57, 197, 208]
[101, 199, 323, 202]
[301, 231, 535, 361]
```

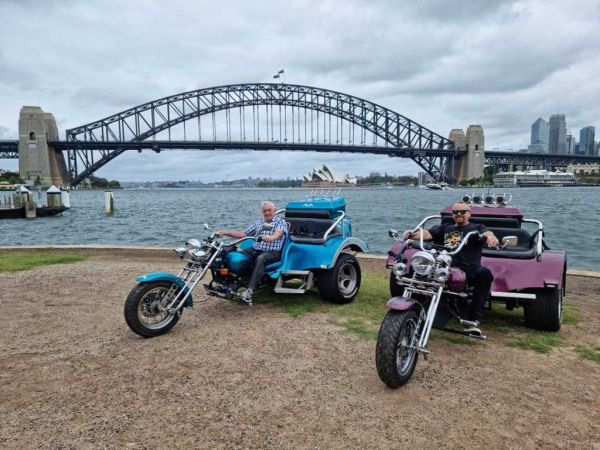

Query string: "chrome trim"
[417, 285, 444, 349]
[324, 211, 346, 241]
[491, 291, 536, 300]
[522, 218, 543, 257]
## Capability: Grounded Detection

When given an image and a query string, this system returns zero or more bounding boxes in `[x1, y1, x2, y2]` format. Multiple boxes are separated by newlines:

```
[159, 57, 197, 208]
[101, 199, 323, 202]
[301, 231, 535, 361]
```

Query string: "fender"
[386, 296, 421, 311]
[136, 272, 193, 308]
[330, 237, 369, 266]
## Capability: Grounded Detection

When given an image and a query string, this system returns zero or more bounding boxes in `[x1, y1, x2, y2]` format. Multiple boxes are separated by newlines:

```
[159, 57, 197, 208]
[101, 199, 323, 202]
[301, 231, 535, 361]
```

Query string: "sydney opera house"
[302, 165, 357, 187]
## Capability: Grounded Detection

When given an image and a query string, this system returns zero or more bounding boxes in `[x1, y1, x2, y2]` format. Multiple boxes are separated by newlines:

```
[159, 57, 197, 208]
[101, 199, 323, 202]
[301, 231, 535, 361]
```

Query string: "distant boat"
[425, 182, 452, 191]
[381, 182, 393, 190]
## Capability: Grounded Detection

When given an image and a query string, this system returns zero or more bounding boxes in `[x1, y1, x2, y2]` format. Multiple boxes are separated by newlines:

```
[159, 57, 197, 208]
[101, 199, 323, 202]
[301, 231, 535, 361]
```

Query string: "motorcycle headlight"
[434, 267, 450, 282]
[185, 238, 202, 250]
[173, 247, 187, 258]
[438, 252, 452, 267]
[411, 251, 435, 276]
[190, 249, 207, 260]
[392, 262, 407, 278]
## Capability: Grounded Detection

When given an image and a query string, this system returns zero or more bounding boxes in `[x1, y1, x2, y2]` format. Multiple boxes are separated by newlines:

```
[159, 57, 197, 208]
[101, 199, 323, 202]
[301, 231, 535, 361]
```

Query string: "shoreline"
[1, 244, 599, 278]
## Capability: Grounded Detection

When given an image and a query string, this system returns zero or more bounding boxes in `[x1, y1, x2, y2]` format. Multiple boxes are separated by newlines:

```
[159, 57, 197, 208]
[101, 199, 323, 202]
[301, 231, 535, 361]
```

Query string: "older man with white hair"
[217, 200, 288, 305]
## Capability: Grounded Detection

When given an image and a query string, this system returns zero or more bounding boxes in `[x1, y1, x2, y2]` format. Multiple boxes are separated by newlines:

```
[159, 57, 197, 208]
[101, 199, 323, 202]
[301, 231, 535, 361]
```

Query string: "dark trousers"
[243, 248, 281, 290]
[462, 265, 494, 323]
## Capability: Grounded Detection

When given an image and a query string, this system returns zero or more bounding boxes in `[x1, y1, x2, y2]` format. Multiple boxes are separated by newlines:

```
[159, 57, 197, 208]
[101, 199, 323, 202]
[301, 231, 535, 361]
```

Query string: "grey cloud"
[1, 0, 599, 178]
[406, 0, 516, 22]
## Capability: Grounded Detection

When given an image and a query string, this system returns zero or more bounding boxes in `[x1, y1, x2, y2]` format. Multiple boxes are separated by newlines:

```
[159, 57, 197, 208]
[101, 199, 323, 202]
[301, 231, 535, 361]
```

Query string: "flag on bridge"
[273, 74, 280, 79]
[277, 69, 284, 74]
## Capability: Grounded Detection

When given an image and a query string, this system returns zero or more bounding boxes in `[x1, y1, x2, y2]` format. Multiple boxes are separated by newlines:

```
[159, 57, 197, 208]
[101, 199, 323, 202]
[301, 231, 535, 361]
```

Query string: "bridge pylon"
[449, 125, 485, 183]
[18, 106, 69, 187]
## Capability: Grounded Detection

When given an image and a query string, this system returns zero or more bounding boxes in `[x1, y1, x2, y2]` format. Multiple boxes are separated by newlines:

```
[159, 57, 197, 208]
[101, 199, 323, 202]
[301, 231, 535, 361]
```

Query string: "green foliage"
[0, 251, 87, 272]
[574, 345, 600, 364]
[84, 176, 121, 189]
[578, 175, 600, 185]
[356, 174, 417, 186]
[0, 170, 24, 184]
[256, 179, 303, 188]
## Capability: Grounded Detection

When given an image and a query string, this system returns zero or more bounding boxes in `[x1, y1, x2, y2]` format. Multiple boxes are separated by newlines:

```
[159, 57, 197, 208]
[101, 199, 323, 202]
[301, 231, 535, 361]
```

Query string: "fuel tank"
[224, 250, 253, 274]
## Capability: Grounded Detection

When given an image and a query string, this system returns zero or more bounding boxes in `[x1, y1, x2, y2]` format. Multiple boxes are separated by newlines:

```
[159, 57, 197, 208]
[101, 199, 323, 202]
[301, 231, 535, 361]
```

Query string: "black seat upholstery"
[482, 227, 537, 259]
[286, 217, 340, 244]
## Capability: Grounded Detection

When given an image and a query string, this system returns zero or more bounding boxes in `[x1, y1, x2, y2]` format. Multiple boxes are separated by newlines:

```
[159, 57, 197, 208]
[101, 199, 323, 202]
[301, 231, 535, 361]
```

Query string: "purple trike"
[375, 193, 567, 388]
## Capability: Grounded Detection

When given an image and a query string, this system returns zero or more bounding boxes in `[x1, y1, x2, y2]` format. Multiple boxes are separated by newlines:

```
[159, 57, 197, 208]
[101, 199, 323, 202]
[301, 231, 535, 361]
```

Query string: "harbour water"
[1, 186, 599, 270]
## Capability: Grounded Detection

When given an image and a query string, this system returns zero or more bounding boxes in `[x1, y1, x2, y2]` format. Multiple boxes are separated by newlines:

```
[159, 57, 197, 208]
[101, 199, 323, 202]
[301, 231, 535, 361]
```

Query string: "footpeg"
[416, 347, 431, 360]
[274, 270, 314, 294]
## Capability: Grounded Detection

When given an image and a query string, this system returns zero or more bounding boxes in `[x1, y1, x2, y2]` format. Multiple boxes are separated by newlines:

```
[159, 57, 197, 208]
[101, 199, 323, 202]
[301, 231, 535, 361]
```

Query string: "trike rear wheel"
[317, 253, 361, 304]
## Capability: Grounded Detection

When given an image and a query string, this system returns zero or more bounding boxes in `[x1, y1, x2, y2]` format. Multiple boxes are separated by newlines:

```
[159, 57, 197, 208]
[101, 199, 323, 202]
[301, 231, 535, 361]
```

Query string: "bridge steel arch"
[66, 83, 455, 186]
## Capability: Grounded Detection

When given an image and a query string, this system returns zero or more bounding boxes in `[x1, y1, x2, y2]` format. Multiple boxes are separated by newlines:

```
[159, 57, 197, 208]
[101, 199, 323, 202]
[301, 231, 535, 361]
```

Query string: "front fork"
[165, 247, 222, 313]
[414, 286, 444, 357]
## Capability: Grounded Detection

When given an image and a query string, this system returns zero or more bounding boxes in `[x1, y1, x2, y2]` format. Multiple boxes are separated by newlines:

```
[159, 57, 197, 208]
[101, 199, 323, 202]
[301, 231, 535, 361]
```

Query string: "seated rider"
[217, 201, 288, 306]
[403, 202, 499, 336]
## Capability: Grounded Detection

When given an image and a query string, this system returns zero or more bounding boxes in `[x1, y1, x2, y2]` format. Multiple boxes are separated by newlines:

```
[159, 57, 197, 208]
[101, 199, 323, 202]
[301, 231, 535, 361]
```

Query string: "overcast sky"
[1, 0, 599, 182]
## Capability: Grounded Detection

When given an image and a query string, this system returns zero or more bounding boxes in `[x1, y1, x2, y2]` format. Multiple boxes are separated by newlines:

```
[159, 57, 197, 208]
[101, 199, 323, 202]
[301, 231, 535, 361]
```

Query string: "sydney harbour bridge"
[1, 83, 598, 186]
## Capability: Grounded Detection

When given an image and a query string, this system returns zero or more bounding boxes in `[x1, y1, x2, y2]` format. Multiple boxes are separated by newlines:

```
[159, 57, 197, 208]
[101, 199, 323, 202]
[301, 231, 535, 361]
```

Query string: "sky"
[1, 0, 599, 182]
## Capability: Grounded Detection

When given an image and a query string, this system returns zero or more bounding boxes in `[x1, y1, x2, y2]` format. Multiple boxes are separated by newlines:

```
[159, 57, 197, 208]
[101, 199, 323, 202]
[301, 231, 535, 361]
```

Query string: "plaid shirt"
[245, 216, 288, 252]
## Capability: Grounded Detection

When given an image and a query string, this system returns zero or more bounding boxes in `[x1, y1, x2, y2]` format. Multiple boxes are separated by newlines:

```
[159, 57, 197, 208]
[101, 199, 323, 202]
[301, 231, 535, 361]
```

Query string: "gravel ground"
[1, 251, 599, 449]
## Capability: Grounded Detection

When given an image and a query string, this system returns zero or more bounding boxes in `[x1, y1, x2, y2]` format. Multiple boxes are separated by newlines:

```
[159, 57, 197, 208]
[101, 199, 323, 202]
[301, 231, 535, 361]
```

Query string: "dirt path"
[1, 253, 599, 449]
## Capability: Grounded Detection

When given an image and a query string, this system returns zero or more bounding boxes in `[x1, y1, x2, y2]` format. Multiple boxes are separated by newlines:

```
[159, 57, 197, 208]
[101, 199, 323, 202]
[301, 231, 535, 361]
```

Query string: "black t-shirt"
[428, 222, 489, 269]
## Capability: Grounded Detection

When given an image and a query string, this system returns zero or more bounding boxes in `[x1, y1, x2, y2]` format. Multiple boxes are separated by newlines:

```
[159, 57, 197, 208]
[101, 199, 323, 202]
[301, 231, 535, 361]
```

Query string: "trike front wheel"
[124, 281, 182, 338]
[376, 310, 420, 388]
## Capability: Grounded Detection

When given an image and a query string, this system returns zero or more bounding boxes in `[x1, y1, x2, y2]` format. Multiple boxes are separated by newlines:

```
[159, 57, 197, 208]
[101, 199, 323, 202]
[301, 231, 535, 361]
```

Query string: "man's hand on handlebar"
[483, 232, 499, 248]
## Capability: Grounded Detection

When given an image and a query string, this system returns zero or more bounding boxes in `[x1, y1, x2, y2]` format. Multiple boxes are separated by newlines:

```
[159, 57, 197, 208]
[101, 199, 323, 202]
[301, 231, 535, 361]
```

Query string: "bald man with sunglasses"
[403, 202, 499, 336]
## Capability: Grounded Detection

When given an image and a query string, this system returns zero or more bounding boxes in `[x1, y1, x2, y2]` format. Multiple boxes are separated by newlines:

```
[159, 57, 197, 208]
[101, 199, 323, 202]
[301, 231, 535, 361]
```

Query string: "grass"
[562, 301, 579, 325]
[0, 250, 87, 272]
[255, 273, 389, 339]
[506, 332, 566, 354]
[574, 345, 600, 364]
[260, 273, 579, 355]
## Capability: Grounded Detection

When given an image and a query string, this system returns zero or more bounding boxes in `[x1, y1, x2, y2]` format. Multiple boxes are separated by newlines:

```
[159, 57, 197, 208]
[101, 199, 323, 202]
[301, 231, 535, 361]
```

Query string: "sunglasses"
[452, 209, 470, 215]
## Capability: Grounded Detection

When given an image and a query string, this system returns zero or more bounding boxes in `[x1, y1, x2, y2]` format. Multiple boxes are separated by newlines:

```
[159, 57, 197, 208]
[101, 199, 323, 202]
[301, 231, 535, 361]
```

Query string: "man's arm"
[216, 230, 247, 238]
[402, 229, 433, 240]
[262, 228, 284, 243]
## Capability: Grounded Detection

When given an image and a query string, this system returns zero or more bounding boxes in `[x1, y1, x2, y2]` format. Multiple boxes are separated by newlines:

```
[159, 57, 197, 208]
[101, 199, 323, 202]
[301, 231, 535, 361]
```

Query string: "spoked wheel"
[317, 253, 361, 304]
[124, 281, 182, 338]
[376, 310, 420, 388]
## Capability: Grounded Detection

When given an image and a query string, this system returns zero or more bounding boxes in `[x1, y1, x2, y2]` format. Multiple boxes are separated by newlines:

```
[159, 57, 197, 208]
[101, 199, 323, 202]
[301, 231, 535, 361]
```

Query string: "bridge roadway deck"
[1, 139, 599, 164]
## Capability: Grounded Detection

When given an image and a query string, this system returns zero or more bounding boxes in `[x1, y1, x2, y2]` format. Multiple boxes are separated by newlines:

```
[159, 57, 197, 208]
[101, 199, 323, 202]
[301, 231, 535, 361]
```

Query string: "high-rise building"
[548, 114, 567, 154]
[566, 132, 576, 154]
[579, 126, 595, 156]
[530, 118, 549, 152]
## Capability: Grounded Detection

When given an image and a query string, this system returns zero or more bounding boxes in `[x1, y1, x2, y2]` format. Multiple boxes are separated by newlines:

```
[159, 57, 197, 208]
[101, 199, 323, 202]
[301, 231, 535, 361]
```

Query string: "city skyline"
[1, 0, 599, 182]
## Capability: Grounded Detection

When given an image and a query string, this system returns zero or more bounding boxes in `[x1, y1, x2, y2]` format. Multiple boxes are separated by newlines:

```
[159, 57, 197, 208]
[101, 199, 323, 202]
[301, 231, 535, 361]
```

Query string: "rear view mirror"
[502, 236, 518, 248]
[388, 229, 400, 240]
